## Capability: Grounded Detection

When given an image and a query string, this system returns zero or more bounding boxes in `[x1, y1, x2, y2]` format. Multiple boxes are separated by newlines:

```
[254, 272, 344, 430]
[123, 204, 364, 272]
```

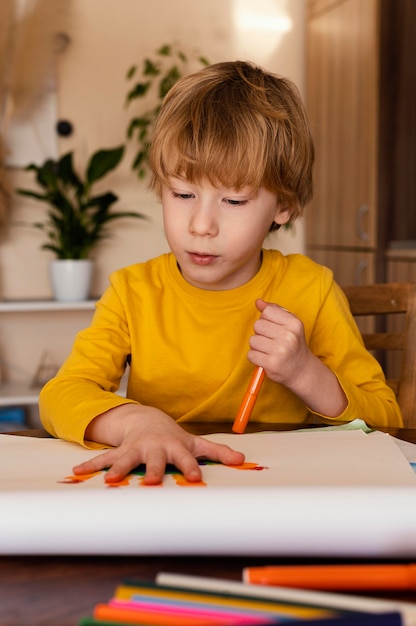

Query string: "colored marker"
[157, 572, 416, 620]
[232, 366, 266, 434]
[243, 564, 416, 591]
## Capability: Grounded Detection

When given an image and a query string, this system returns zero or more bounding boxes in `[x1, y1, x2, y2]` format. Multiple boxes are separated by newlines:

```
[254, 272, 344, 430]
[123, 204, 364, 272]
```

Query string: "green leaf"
[127, 117, 140, 138]
[38, 162, 60, 191]
[86, 146, 124, 185]
[57, 152, 83, 191]
[138, 127, 148, 142]
[85, 191, 119, 210]
[157, 44, 171, 56]
[126, 65, 137, 79]
[135, 117, 151, 129]
[16, 189, 49, 202]
[126, 81, 151, 103]
[24, 160, 58, 192]
[41, 243, 63, 256]
[143, 59, 160, 76]
[132, 150, 146, 170]
[159, 66, 181, 99]
[127, 118, 151, 145]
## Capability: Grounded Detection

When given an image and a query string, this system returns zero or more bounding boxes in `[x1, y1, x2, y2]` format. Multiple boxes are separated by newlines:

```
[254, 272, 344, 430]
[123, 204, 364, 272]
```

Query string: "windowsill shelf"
[0, 299, 99, 407]
[0, 382, 41, 407]
[0, 299, 98, 313]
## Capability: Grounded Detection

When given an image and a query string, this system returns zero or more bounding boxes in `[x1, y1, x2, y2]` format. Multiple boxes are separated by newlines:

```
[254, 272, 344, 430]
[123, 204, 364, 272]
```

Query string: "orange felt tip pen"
[232, 366, 266, 434]
[243, 563, 416, 591]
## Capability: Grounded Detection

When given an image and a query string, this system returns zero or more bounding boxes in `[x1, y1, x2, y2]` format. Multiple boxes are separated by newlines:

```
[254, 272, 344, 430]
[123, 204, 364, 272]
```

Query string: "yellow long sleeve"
[39, 249, 403, 446]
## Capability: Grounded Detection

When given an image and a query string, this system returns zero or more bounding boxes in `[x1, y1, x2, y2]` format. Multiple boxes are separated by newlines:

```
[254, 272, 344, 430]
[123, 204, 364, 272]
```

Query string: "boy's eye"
[225, 199, 247, 206]
[172, 192, 194, 200]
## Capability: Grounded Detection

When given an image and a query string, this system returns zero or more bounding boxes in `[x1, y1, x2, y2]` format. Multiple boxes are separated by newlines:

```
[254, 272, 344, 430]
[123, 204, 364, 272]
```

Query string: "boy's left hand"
[249, 299, 347, 417]
[250, 298, 312, 386]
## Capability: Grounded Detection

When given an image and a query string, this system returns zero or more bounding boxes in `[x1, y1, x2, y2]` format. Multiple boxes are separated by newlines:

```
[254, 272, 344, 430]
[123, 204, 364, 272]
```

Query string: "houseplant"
[17, 145, 146, 300]
[125, 43, 209, 179]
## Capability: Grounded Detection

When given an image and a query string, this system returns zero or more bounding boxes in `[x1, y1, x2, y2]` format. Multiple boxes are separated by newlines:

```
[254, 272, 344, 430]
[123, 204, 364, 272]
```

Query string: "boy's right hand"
[73, 403, 245, 485]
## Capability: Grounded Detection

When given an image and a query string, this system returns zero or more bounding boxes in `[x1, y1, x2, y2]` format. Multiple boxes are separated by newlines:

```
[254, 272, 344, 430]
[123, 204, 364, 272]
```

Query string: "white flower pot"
[49, 259, 93, 302]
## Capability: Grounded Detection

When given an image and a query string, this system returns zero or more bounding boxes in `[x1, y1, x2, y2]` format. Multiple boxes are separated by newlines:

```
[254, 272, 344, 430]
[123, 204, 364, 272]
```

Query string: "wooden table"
[1, 424, 416, 625]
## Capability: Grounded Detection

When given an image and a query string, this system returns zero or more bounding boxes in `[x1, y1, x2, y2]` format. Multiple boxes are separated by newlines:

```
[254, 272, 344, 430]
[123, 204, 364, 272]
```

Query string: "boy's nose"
[189, 203, 218, 236]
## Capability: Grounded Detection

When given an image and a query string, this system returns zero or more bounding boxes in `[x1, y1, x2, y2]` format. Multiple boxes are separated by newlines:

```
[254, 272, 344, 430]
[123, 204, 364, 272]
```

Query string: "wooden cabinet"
[387, 251, 416, 283]
[305, 0, 416, 286]
[308, 249, 376, 287]
[305, 0, 380, 286]
[305, 0, 416, 380]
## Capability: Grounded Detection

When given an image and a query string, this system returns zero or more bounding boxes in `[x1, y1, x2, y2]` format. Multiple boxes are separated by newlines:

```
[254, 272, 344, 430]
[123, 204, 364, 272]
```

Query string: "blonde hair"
[150, 60, 314, 227]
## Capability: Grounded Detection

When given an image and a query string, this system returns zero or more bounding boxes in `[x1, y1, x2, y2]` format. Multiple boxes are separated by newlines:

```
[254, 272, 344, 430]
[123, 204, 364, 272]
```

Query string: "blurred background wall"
[1, 0, 306, 300]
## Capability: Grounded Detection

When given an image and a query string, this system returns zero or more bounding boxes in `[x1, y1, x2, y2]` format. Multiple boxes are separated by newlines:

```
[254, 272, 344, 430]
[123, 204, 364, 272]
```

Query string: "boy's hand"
[250, 299, 312, 386]
[73, 404, 245, 485]
[249, 299, 347, 417]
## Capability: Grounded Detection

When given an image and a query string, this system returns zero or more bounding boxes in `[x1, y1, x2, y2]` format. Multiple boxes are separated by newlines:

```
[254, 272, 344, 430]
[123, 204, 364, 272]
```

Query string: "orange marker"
[232, 366, 266, 434]
[243, 564, 416, 591]
[94, 603, 214, 625]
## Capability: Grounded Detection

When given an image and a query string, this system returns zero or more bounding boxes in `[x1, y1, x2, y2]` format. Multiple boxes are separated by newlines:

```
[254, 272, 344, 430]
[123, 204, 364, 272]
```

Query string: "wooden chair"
[342, 282, 416, 427]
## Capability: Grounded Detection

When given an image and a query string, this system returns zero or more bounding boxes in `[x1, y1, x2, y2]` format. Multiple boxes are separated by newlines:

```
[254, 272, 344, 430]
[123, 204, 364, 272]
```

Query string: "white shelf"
[0, 378, 127, 407]
[0, 299, 97, 313]
[0, 299, 99, 408]
[0, 382, 40, 407]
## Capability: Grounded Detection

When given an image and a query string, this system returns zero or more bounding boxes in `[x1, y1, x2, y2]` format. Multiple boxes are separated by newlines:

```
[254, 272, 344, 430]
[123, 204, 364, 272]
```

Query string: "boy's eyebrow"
[166, 178, 257, 195]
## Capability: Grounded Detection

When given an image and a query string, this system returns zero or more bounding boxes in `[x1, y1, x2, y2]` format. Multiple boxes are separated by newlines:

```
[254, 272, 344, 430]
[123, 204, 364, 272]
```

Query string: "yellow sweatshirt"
[39, 249, 403, 446]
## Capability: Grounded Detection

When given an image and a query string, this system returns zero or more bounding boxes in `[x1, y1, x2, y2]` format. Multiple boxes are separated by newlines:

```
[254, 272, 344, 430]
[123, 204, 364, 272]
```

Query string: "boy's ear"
[273, 205, 292, 226]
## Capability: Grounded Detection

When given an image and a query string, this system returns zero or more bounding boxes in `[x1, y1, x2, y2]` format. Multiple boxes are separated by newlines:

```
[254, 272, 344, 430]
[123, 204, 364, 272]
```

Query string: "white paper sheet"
[390, 435, 416, 463]
[1, 430, 416, 556]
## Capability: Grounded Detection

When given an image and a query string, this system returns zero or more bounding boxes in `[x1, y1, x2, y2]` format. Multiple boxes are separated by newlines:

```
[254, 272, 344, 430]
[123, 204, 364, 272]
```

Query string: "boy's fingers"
[196, 439, 245, 466]
[174, 454, 203, 482]
[104, 446, 145, 482]
[142, 448, 169, 485]
[73, 437, 245, 486]
[73, 452, 112, 474]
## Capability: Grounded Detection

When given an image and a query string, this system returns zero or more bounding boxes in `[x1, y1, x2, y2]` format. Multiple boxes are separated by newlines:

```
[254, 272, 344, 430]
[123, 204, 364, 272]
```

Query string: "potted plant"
[17, 145, 146, 301]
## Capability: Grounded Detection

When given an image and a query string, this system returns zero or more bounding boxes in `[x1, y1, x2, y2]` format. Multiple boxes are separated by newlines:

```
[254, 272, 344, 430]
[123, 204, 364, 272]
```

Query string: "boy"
[40, 61, 403, 486]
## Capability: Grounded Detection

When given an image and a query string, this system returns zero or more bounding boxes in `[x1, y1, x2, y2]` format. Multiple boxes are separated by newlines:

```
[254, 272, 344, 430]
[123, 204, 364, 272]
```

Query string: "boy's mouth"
[188, 252, 218, 265]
